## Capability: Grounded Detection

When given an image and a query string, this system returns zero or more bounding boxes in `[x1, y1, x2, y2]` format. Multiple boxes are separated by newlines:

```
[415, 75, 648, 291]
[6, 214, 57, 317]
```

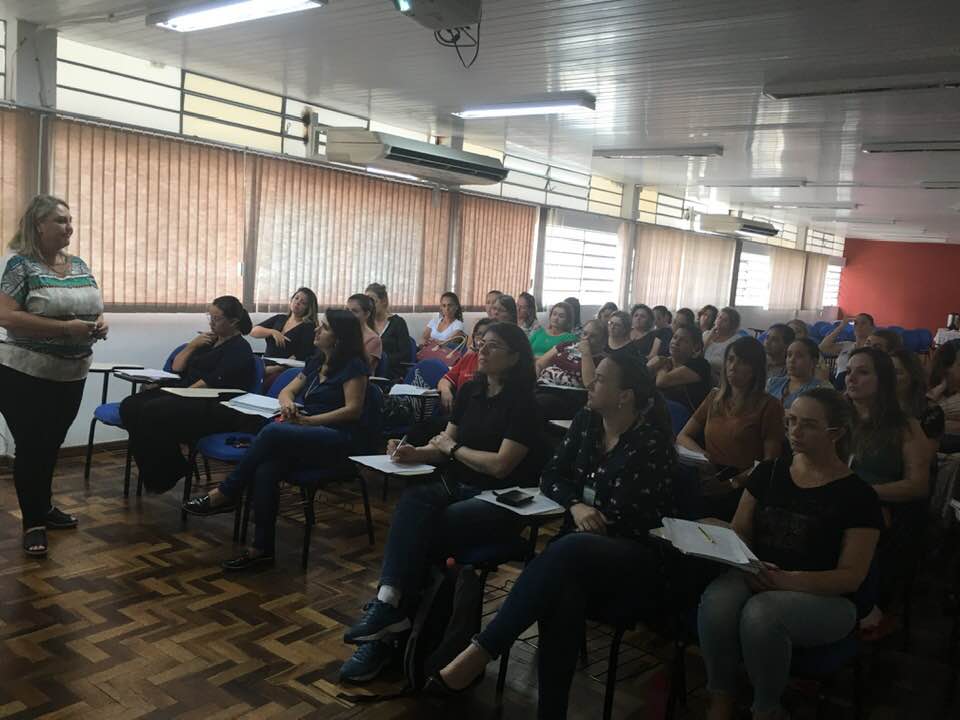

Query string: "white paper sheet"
[660, 517, 760, 572]
[90, 362, 144, 372]
[115, 368, 180, 381]
[676, 444, 710, 467]
[388, 384, 440, 397]
[550, 419, 573, 430]
[163, 388, 244, 398]
[221, 393, 283, 418]
[264, 357, 306, 368]
[348, 454, 437, 476]
[473, 487, 565, 516]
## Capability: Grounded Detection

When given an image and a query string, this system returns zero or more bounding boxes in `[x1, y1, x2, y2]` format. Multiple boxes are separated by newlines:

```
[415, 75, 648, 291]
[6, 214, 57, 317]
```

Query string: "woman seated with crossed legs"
[183, 309, 368, 570]
[339, 322, 545, 683]
[698, 387, 882, 720]
[430, 353, 676, 718]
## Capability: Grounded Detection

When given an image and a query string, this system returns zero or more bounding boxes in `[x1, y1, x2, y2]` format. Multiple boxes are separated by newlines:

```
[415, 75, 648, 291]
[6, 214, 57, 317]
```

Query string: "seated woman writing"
[678, 337, 785, 520]
[698, 388, 882, 720]
[183, 309, 368, 570]
[338, 322, 545, 683]
[534, 318, 607, 420]
[119, 296, 257, 494]
[765, 338, 830, 409]
[845, 347, 930, 636]
[251, 287, 318, 388]
[648, 325, 712, 416]
[428, 353, 676, 717]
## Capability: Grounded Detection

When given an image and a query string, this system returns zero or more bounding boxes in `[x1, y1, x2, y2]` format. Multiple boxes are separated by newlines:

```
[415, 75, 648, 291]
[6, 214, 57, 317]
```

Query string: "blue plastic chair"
[84, 343, 188, 496]
[235, 383, 385, 568]
[374, 352, 390, 379]
[665, 399, 691, 436]
[407, 358, 450, 388]
[407, 336, 417, 363]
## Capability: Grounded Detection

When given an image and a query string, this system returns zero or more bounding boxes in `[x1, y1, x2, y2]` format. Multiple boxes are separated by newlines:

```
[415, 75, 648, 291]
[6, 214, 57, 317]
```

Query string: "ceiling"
[7, 0, 960, 243]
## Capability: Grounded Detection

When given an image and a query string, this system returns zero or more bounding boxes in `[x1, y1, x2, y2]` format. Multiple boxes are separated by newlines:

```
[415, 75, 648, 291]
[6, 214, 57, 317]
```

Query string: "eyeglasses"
[477, 340, 509, 354]
[783, 416, 840, 432]
[207, 313, 227, 324]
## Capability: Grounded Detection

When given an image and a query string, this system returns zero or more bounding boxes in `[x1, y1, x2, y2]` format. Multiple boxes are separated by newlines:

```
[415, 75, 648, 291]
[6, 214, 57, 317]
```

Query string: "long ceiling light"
[922, 180, 960, 189]
[764, 70, 960, 100]
[742, 201, 859, 210]
[700, 177, 807, 188]
[862, 141, 960, 154]
[453, 92, 596, 119]
[147, 0, 325, 32]
[593, 144, 723, 158]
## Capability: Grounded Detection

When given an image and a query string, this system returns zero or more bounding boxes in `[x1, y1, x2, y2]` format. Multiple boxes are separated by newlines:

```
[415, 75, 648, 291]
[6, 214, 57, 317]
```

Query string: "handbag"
[417, 336, 467, 367]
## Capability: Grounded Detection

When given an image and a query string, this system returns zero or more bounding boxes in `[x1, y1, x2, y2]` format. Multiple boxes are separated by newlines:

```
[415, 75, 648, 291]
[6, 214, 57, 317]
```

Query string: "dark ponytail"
[605, 349, 675, 441]
[213, 295, 252, 335]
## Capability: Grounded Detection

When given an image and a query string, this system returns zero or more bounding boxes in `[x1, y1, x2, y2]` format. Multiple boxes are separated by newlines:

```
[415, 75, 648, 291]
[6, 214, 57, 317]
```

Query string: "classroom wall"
[839, 237, 960, 331]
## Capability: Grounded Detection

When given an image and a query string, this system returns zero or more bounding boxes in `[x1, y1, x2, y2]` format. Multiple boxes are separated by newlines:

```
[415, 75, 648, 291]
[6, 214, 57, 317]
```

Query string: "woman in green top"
[529, 301, 577, 357]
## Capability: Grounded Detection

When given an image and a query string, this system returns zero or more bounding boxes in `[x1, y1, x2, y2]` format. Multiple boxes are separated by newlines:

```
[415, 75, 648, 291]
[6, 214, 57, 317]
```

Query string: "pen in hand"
[391, 435, 408, 459]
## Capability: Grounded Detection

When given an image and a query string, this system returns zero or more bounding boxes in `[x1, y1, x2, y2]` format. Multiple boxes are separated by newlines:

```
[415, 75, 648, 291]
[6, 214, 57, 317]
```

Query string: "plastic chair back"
[407, 336, 417, 363]
[665, 399, 691, 436]
[251, 356, 265, 392]
[162, 343, 188, 372]
[375, 352, 390, 378]
[404, 358, 449, 388]
[269, 367, 302, 397]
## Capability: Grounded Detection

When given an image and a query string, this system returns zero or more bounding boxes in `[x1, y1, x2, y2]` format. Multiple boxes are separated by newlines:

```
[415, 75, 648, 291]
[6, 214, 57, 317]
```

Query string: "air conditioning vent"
[699, 214, 779, 237]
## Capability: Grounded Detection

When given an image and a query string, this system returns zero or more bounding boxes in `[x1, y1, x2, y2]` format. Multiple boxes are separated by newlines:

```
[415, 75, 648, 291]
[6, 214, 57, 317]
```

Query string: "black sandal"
[23, 527, 48, 557]
[183, 494, 237, 517]
[46, 507, 78, 529]
[222, 551, 274, 572]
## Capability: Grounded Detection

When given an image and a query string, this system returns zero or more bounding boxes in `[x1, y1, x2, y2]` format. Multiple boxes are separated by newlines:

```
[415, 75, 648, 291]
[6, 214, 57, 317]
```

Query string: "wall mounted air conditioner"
[323, 127, 508, 186]
[699, 214, 779, 237]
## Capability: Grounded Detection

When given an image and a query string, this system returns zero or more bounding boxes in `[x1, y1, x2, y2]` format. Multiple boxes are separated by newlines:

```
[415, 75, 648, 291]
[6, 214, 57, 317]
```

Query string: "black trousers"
[0, 363, 86, 529]
[477, 532, 663, 719]
[119, 387, 259, 493]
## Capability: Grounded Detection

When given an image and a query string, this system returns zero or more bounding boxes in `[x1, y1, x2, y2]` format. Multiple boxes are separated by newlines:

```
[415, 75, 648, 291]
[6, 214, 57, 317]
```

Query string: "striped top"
[938, 392, 960, 424]
[0, 254, 104, 381]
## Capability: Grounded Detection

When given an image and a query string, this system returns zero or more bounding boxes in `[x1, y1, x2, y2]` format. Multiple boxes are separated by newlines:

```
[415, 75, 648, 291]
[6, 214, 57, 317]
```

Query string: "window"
[734, 250, 772, 307]
[807, 228, 845, 256]
[822, 263, 842, 307]
[0, 21, 6, 99]
[542, 223, 620, 306]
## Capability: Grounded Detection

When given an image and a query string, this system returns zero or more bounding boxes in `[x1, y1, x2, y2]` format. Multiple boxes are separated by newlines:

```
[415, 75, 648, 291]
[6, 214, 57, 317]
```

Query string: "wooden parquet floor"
[1, 447, 958, 719]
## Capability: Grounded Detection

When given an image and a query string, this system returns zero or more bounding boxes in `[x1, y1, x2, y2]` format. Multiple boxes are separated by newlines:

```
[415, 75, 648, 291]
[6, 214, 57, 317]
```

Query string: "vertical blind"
[51, 118, 247, 308]
[768, 247, 807, 310]
[252, 157, 451, 311]
[456, 194, 537, 307]
[0, 108, 39, 243]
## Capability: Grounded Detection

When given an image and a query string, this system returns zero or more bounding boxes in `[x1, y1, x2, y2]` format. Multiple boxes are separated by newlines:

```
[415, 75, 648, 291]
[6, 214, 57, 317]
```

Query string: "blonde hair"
[10, 194, 70, 260]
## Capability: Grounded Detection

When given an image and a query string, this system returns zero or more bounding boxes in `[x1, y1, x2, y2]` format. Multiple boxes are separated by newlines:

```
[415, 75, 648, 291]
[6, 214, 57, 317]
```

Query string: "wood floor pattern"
[1, 447, 958, 719]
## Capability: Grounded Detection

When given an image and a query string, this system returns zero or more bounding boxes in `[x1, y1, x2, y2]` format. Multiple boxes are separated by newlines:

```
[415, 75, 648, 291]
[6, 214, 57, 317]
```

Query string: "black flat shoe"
[183, 494, 237, 517]
[222, 552, 274, 572]
[423, 671, 483, 698]
[45, 507, 78, 529]
[23, 527, 48, 557]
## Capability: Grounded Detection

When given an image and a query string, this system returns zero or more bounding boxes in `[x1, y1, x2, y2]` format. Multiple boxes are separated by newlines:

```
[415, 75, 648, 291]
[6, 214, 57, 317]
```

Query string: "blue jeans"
[218, 421, 351, 554]
[477, 532, 661, 719]
[697, 570, 857, 714]
[378, 481, 522, 597]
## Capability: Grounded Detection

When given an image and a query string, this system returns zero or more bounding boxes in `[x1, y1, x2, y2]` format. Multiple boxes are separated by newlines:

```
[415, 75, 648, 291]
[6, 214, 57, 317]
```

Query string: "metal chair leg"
[123, 444, 134, 498]
[302, 486, 316, 570]
[603, 627, 625, 720]
[382, 473, 389, 501]
[84, 417, 98, 481]
[232, 488, 244, 543]
[496, 647, 511, 702]
[203, 456, 212, 485]
[358, 473, 375, 545]
[579, 625, 589, 668]
[665, 639, 687, 720]
[181, 448, 199, 522]
[853, 655, 864, 720]
[241, 491, 252, 543]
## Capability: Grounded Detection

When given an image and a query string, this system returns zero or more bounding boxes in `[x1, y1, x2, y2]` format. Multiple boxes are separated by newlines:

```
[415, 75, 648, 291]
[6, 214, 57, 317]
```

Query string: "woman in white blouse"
[421, 291, 467, 345]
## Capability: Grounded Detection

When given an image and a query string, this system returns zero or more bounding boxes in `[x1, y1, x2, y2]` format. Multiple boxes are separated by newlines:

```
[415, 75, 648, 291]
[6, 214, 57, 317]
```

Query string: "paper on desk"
[163, 387, 243, 398]
[676, 445, 710, 467]
[349, 454, 437, 476]
[117, 368, 180, 381]
[90, 362, 144, 372]
[388, 384, 440, 396]
[264, 357, 306, 368]
[660, 517, 760, 573]
[221, 393, 283, 418]
[474, 486, 565, 516]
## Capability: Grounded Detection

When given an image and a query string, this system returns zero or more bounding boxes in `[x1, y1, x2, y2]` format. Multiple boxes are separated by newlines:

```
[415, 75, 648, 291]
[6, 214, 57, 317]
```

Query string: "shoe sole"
[222, 556, 274, 572]
[183, 505, 236, 517]
[339, 659, 391, 684]
[344, 619, 412, 644]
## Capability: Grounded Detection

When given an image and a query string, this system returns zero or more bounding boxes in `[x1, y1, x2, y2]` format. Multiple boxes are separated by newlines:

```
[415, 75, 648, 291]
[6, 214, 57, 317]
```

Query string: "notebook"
[220, 393, 284, 418]
[348, 454, 437, 476]
[656, 517, 761, 573]
[115, 368, 180, 382]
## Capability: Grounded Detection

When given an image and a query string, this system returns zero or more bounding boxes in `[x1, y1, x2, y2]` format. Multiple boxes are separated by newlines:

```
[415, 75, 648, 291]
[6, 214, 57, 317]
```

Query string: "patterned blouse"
[541, 407, 676, 542]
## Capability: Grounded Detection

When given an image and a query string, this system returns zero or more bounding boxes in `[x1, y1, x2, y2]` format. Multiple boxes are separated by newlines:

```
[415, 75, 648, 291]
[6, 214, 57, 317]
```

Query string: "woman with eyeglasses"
[119, 296, 257, 494]
[698, 387, 882, 720]
[605, 310, 637, 354]
[437, 318, 495, 414]
[339, 322, 546, 683]
[184, 309, 369, 570]
[534, 319, 608, 420]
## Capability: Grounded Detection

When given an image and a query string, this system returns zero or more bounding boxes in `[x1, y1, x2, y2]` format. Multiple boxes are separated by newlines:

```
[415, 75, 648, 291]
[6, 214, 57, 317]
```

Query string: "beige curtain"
[252, 157, 450, 311]
[0, 108, 39, 243]
[631, 224, 736, 310]
[51, 119, 247, 309]
[802, 252, 830, 310]
[457, 194, 537, 307]
[768, 246, 807, 310]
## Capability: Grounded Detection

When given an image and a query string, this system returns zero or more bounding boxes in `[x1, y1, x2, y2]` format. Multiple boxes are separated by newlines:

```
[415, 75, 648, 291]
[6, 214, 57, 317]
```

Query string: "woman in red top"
[438, 318, 494, 413]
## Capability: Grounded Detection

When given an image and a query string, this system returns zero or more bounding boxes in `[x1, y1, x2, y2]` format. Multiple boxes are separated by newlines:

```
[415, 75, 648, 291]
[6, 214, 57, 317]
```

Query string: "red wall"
[839, 237, 960, 331]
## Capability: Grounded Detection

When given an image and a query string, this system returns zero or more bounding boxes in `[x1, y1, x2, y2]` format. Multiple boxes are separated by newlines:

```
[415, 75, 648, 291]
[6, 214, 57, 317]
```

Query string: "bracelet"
[450, 443, 463, 458]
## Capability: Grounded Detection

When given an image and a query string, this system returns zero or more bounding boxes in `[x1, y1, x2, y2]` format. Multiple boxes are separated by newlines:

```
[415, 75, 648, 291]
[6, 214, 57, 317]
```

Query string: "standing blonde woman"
[0, 195, 107, 558]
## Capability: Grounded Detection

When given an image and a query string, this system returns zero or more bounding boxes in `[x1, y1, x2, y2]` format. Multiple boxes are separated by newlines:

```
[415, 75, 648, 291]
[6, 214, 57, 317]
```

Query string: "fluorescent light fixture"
[454, 92, 596, 119]
[811, 217, 897, 225]
[593, 144, 723, 158]
[742, 201, 859, 210]
[366, 166, 421, 182]
[862, 141, 960, 154]
[700, 177, 807, 188]
[148, 0, 325, 32]
[922, 180, 960, 189]
[765, 70, 960, 100]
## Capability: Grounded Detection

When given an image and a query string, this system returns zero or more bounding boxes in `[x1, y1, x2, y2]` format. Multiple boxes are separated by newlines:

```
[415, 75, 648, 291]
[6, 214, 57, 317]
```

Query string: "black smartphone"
[494, 489, 535, 507]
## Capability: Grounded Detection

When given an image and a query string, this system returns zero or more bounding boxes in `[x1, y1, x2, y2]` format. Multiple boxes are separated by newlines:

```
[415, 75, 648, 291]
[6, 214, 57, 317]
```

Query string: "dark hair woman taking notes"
[0, 195, 106, 557]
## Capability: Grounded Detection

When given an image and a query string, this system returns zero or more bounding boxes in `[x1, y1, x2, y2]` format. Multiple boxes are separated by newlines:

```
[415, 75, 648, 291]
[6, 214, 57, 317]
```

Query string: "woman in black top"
[698, 388, 882, 720]
[119, 296, 257, 493]
[339, 323, 546, 682]
[648, 325, 712, 415]
[365, 283, 411, 378]
[630, 303, 662, 357]
[250, 287, 318, 360]
[429, 353, 676, 718]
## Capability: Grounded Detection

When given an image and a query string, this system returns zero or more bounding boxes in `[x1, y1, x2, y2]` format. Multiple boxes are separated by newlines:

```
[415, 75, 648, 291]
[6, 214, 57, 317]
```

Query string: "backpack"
[340, 560, 484, 701]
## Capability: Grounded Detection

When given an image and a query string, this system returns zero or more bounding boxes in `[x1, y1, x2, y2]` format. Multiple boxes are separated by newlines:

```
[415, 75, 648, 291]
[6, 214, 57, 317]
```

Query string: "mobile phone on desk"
[493, 489, 535, 508]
